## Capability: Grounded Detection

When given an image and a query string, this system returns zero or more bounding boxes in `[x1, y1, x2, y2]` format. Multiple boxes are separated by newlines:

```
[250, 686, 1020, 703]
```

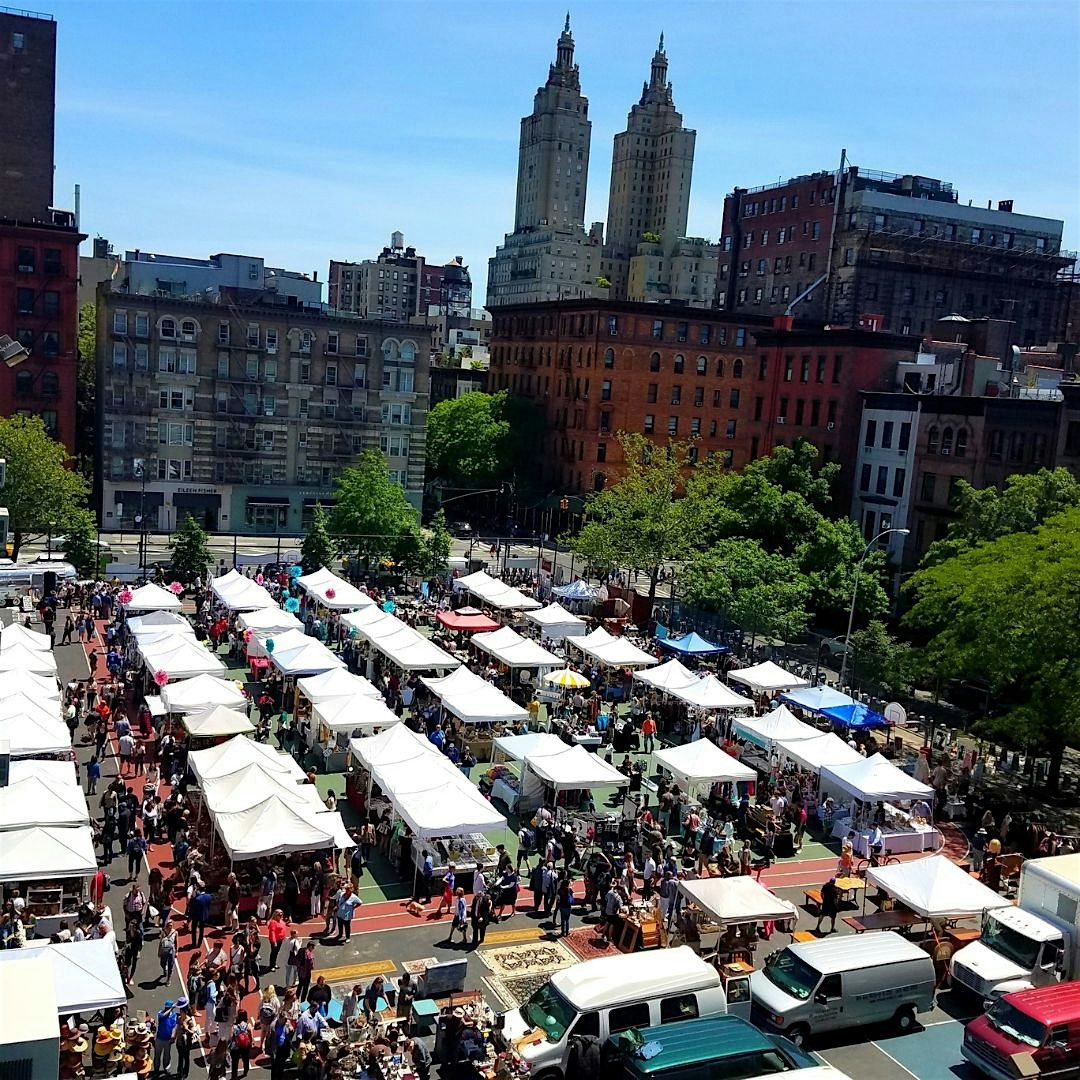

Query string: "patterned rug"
[564, 926, 618, 962]
[478, 939, 576, 979]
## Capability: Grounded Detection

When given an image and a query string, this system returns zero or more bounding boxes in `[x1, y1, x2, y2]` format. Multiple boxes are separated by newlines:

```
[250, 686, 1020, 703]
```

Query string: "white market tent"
[311, 693, 402, 739]
[781, 685, 856, 714]
[654, 739, 756, 786]
[493, 732, 570, 763]
[140, 636, 226, 680]
[182, 705, 255, 739]
[122, 582, 182, 612]
[201, 764, 328, 818]
[733, 705, 820, 749]
[0, 712, 71, 756]
[0, 692, 63, 728]
[8, 759, 78, 786]
[552, 579, 600, 602]
[422, 666, 528, 725]
[342, 609, 460, 671]
[0, 825, 97, 882]
[0, 669, 60, 699]
[568, 626, 658, 669]
[296, 567, 374, 611]
[524, 603, 588, 642]
[211, 571, 276, 612]
[0, 643, 58, 675]
[126, 610, 190, 635]
[0, 622, 52, 650]
[472, 625, 562, 670]
[269, 636, 344, 677]
[214, 796, 348, 861]
[866, 855, 1013, 919]
[0, 938, 125, 1014]
[298, 669, 382, 704]
[160, 673, 246, 714]
[237, 606, 304, 635]
[188, 734, 308, 784]
[633, 658, 697, 693]
[776, 731, 863, 773]
[0, 775, 90, 830]
[820, 753, 935, 803]
[668, 674, 754, 711]
[454, 569, 541, 611]
[728, 661, 810, 694]
[524, 743, 629, 791]
[248, 626, 309, 658]
[131, 625, 196, 650]
[678, 876, 797, 927]
[349, 725, 439, 778]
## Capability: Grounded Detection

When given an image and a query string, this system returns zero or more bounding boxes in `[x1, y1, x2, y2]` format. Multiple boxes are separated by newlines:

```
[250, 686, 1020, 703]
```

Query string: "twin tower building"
[487, 17, 717, 308]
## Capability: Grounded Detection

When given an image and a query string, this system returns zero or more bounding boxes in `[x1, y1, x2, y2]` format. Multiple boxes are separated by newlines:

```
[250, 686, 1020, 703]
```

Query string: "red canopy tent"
[436, 607, 501, 634]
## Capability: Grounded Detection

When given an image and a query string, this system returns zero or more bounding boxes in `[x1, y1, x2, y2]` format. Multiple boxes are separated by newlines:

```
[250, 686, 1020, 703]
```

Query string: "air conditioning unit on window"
[827, 422, 835, 430]
[776, 416, 786, 424]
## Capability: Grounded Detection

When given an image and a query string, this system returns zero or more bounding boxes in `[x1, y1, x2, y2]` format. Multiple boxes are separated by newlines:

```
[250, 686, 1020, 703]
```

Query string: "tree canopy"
[300, 502, 335, 574]
[76, 302, 96, 482]
[423, 508, 453, 578]
[904, 505, 1080, 790]
[60, 509, 101, 579]
[329, 451, 422, 568]
[169, 513, 212, 584]
[0, 415, 90, 557]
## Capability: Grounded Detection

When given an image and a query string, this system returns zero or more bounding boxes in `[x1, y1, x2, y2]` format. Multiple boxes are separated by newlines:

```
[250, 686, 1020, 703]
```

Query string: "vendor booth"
[211, 569, 276, 611]
[0, 776, 90, 830]
[267, 635, 343, 677]
[866, 855, 1011, 920]
[821, 702, 890, 729]
[297, 668, 381, 703]
[728, 661, 809, 695]
[774, 730, 862, 773]
[8, 759, 78, 786]
[201, 763, 328, 818]
[0, 622, 52, 650]
[213, 795, 351, 863]
[0, 643, 58, 675]
[488, 732, 568, 810]
[523, 742, 628, 812]
[524, 602, 588, 643]
[0, 669, 60, 699]
[160, 673, 246, 714]
[0, 938, 125, 1015]
[308, 692, 402, 771]
[436, 607, 501, 635]
[296, 567, 375, 611]
[668, 674, 754, 711]
[421, 666, 528, 760]
[568, 626, 658, 669]
[733, 705, 819, 749]
[188, 734, 308, 784]
[0, 825, 97, 935]
[0, 712, 71, 757]
[633, 657, 697, 693]
[126, 610, 190, 635]
[454, 569, 541, 611]
[654, 739, 756, 792]
[121, 582, 182, 612]
[181, 705, 255, 742]
[781, 685, 855, 714]
[236, 606, 304, 635]
[820, 753, 939, 855]
[659, 631, 728, 657]
[342, 608, 460, 675]
[139, 636, 225, 681]
[552, 579, 599, 603]
[472, 625, 562, 679]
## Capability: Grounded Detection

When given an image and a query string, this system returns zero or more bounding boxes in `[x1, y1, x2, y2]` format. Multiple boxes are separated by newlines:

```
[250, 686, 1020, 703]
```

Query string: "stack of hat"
[123, 1021, 153, 1077]
[92, 1022, 124, 1070]
[59, 1026, 88, 1079]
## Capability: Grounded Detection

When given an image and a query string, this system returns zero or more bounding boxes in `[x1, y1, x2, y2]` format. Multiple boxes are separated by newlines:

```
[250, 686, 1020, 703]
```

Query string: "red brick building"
[488, 299, 917, 502]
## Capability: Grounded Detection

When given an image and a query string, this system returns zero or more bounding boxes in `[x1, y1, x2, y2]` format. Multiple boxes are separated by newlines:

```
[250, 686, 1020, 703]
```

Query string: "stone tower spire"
[551, 12, 580, 89]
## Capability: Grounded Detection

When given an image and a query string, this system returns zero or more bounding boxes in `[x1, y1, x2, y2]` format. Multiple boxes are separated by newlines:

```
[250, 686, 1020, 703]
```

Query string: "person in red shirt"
[641, 713, 657, 754]
[266, 910, 288, 971]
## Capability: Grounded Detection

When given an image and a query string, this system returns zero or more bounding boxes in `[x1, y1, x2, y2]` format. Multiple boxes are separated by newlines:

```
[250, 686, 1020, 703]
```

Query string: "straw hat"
[60, 1034, 89, 1054]
[93, 1027, 122, 1052]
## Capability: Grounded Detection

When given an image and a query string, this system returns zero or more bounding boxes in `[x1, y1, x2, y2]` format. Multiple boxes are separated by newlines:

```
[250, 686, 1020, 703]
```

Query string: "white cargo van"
[497, 946, 727, 1080]
[750, 932, 936, 1047]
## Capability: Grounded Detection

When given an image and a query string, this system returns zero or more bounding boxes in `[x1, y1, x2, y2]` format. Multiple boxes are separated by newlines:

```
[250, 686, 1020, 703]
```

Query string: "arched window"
[696, 356, 707, 375]
[732, 358, 743, 379]
[673, 354, 685, 374]
[649, 352, 661, 373]
[159, 317, 176, 338]
[940, 427, 954, 455]
[383, 339, 399, 360]
[41, 372, 59, 397]
[715, 357, 724, 378]
[399, 340, 416, 362]
[603, 348, 614, 369]
[15, 371, 32, 395]
[180, 318, 197, 337]
[927, 427, 940, 455]
[955, 428, 968, 458]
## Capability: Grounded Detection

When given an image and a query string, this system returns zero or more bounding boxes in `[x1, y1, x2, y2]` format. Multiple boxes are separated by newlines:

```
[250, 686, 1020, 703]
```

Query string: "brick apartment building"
[0, 9, 84, 451]
[488, 299, 917, 502]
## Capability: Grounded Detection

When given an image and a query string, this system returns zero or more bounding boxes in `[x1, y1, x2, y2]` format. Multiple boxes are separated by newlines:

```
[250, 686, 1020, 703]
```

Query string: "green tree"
[76, 302, 97, 482]
[300, 502, 335, 574]
[924, 467, 1080, 566]
[60, 508, 101, 578]
[571, 433, 695, 611]
[169, 513, 212, 584]
[423, 508, 453, 578]
[680, 539, 810, 646]
[847, 619, 915, 696]
[330, 451, 422, 569]
[0, 415, 90, 558]
[904, 506, 1080, 791]
[426, 391, 509, 489]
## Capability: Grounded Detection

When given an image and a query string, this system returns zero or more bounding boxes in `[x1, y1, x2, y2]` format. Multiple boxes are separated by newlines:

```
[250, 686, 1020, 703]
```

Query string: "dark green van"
[601, 1015, 851, 1080]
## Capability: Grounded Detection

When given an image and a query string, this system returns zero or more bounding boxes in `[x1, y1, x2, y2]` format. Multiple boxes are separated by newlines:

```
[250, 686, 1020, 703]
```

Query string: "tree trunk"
[648, 565, 659, 625]
[10, 531, 22, 561]
[1047, 739, 1065, 795]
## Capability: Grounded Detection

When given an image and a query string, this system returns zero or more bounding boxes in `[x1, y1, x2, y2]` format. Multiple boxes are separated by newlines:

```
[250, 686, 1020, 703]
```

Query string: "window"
[718, 327, 728, 346]
[41, 330, 59, 358]
[954, 428, 968, 458]
[927, 427, 939, 455]
[40, 371, 59, 399]
[158, 421, 194, 446]
[651, 319, 664, 340]
[160, 317, 176, 338]
[266, 328, 279, 353]
[264, 359, 277, 382]
[41, 290, 59, 318]
[876, 466, 888, 495]
[158, 387, 194, 410]
[783, 356, 793, 382]
[832, 355, 843, 384]
[920, 472, 937, 502]
[729, 388, 740, 409]
[673, 355, 685, 374]
[668, 416, 679, 436]
[795, 400, 805, 425]
[217, 321, 230, 345]
[112, 342, 127, 368]
[860, 463, 872, 491]
[735, 328, 746, 347]
[726, 419, 737, 439]
[216, 390, 227, 413]
[865, 420, 877, 448]
[989, 430, 1004, 461]
[643, 414, 655, 434]
[326, 331, 339, 354]
[899, 421, 911, 452]
[601, 379, 612, 402]
[812, 222, 821, 240]
[16, 288, 34, 315]
[758, 355, 768, 380]
[649, 352, 661, 373]
[810, 400, 820, 426]
[608, 316, 618, 336]
[779, 397, 789, 421]
[699, 325, 711, 345]
[157, 459, 193, 481]
[733, 358, 743, 379]
[670, 386, 681, 405]
[609, 1003, 651, 1036]
[694, 387, 704, 407]
[1008, 432, 1026, 462]
[113, 310, 128, 334]
[893, 467, 906, 497]
[690, 417, 701, 436]
[660, 994, 700, 1024]
[1031, 432, 1046, 465]
[604, 348, 614, 369]
[380, 403, 413, 425]
[647, 383, 658, 403]
[325, 363, 338, 386]
[300, 360, 311, 383]
[14, 371, 32, 396]
[596, 442, 607, 463]
[696, 355, 707, 376]
[882, 421, 894, 449]
[754, 396, 763, 421]
[676, 322, 688, 342]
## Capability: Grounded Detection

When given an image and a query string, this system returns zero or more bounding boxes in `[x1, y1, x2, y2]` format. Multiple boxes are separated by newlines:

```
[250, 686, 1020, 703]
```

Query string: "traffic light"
[559, 498, 569, 511]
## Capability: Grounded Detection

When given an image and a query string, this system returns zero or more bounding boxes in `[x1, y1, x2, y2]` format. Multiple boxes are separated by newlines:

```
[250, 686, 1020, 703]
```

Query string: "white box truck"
[951, 853, 1080, 1002]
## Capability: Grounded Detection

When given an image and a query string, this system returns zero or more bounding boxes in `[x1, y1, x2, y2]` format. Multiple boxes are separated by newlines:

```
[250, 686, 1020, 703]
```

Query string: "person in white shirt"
[641, 854, 657, 900]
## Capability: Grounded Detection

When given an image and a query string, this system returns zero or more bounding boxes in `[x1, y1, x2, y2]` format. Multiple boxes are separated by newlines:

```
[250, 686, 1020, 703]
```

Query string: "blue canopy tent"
[821, 702, 889, 729]
[781, 685, 855, 714]
[552, 579, 599, 602]
[658, 631, 728, 657]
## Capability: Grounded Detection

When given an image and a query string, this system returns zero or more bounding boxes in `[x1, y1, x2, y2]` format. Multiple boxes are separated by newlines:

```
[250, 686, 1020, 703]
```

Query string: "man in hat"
[154, 1001, 179, 1076]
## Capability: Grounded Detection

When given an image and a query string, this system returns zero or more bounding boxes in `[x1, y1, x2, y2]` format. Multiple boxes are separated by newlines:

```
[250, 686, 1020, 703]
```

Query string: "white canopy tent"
[122, 582, 182, 612]
[298, 669, 382, 704]
[0, 622, 52, 650]
[633, 658, 698, 693]
[820, 753, 935, 803]
[728, 661, 809, 694]
[311, 693, 402, 739]
[182, 705, 255, 739]
[188, 734, 308, 784]
[201, 764, 328, 818]
[247, 626, 308, 658]
[0, 825, 97, 882]
[0, 643, 58, 675]
[131, 625, 196, 652]
[524, 743, 629, 791]
[567, 626, 658, 669]
[160, 674, 246, 714]
[453, 570, 541, 611]
[0, 669, 60, 699]
[296, 567, 374, 611]
[237, 606, 304, 635]
[677, 876, 797, 927]
[211, 572, 276, 612]
[493, 732, 570, 764]
[349, 724, 439, 774]
[775, 731, 863, 773]
[472, 625, 562, 670]
[552, 579, 600, 602]
[0, 938, 125, 1014]
[524, 603, 588, 642]
[214, 796, 348, 861]
[0, 692, 63, 728]
[781, 685, 856, 714]
[422, 666, 529, 725]
[866, 855, 1013, 919]
[341, 609, 460, 672]
[668, 674, 754, 711]
[126, 610, 190, 634]
[269, 637, 344, 677]
[8, 759, 78, 786]
[0, 775, 90, 830]
[654, 740, 756, 787]
[140, 637, 226, 680]
[0, 712, 71, 756]
[733, 705, 820, 749]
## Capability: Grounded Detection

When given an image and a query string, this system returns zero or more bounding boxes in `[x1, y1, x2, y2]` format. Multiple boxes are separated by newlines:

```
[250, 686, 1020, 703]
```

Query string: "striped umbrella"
[543, 668, 591, 689]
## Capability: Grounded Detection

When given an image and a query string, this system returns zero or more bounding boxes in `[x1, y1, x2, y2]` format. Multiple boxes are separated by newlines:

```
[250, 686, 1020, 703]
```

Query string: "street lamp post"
[838, 527, 909, 690]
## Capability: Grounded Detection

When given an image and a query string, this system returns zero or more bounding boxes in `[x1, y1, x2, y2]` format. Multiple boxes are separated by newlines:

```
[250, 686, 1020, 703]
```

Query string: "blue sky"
[52, 1, 1079, 301]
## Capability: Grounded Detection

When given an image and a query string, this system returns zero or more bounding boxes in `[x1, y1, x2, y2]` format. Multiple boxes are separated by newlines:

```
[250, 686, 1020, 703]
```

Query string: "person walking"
[126, 829, 148, 881]
[86, 755, 101, 795]
[229, 1009, 253, 1079]
[333, 882, 362, 942]
[158, 921, 179, 985]
[419, 849, 434, 904]
[266, 909, 288, 970]
[641, 712, 657, 754]
[283, 931, 303, 988]
[176, 1004, 197, 1079]
[188, 886, 212, 948]
[470, 890, 492, 948]
[557, 875, 574, 937]
[294, 941, 316, 1002]
[815, 877, 840, 935]
[445, 888, 468, 945]
[436, 864, 456, 917]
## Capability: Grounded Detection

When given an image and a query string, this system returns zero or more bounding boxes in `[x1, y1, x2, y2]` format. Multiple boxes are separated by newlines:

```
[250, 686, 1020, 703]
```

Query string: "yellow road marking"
[317, 958, 397, 983]
[483, 926, 546, 945]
